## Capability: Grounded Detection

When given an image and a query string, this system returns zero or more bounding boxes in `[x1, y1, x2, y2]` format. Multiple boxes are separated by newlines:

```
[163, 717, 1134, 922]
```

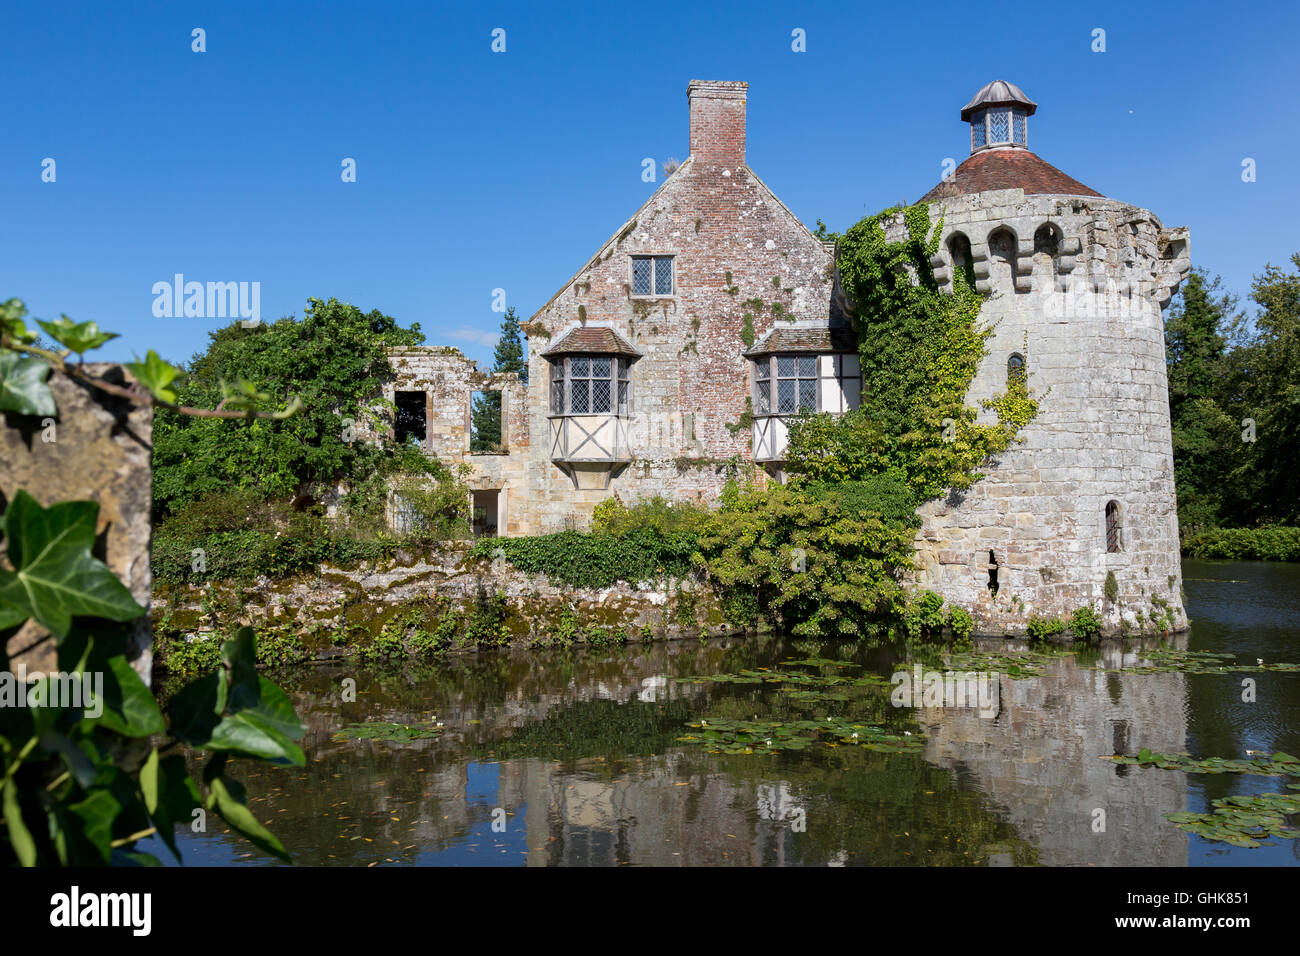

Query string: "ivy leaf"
[169, 633, 304, 765]
[218, 376, 271, 413]
[207, 774, 290, 862]
[35, 316, 118, 356]
[140, 749, 200, 862]
[0, 298, 38, 345]
[0, 490, 145, 639]
[124, 349, 179, 404]
[68, 788, 121, 864]
[2, 780, 37, 866]
[0, 351, 57, 417]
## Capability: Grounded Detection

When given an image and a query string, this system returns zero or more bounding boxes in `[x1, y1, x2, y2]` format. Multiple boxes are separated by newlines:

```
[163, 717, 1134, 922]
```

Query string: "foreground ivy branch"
[1, 297, 308, 865]
[0, 298, 301, 420]
[0, 491, 306, 865]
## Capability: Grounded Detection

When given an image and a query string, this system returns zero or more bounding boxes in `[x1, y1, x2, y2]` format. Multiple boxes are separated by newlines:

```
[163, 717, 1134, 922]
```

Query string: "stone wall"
[902, 193, 1190, 634]
[153, 548, 731, 656]
[0, 365, 154, 681]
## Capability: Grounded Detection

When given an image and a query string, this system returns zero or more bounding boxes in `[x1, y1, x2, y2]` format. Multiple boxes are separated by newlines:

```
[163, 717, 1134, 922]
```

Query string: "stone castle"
[381, 79, 1192, 635]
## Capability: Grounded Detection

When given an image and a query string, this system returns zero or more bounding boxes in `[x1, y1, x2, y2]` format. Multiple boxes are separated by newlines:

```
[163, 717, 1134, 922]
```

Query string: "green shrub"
[692, 477, 916, 638]
[903, 590, 946, 640]
[945, 605, 974, 641]
[591, 495, 709, 536]
[1068, 606, 1102, 640]
[475, 527, 698, 590]
[1026, 615, 1066, 641]
[1182, 526, 1300, 561]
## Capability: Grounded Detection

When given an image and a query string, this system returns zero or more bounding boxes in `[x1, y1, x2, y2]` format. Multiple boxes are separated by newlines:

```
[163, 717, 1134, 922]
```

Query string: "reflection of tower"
[906, 81, 1192, 636]
[920, 646, 1189, 865]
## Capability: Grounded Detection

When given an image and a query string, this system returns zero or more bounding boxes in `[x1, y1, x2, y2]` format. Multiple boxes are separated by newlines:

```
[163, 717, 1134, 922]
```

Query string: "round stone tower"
[908, 81, 1192, 636]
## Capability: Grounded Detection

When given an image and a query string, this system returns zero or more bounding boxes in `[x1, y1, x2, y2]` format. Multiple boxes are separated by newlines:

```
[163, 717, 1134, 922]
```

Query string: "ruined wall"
[908, 191, 1191, 634]
[381, 347, 529, 536]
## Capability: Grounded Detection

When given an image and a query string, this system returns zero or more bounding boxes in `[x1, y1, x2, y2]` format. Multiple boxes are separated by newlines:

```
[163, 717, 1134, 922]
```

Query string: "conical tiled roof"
[919, 148, 1102, 202]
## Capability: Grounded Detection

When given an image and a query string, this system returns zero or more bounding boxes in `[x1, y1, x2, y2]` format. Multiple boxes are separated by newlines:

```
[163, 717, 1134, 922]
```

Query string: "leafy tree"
[470, 307, 527, 452]
[1236, 253, 1300, 524]
[1164, 269, 1239, 531]
[152, 297, 423, 517]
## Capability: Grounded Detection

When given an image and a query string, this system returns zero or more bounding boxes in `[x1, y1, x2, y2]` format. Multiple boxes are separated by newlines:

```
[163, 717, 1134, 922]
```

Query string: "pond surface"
[142, 559, 1300, 866]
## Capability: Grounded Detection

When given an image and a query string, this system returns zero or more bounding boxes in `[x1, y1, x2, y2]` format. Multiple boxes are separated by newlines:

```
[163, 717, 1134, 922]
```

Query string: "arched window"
[1105, 500, 1121, 553]
[1033, 224, 1060, 257]
[948, 233, 973, 286]
[1007, 352, 1026, 385]
[988, 228, 1016, 286]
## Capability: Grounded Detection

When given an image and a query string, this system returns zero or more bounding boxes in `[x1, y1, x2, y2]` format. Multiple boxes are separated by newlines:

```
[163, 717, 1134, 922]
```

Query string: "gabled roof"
[919, 148, 1102, 202]
[541, 325, 641, 357]
[744, 325, 857, 356]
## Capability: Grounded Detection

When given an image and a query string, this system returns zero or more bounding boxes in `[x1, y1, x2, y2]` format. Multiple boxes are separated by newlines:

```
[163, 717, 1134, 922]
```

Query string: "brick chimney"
[687, 80, 747, 166]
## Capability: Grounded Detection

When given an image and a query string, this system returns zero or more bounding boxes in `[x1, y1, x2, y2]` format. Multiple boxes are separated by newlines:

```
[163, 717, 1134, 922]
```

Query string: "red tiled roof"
[919, 148, 1102, 202]
[541, 326, 641, 357]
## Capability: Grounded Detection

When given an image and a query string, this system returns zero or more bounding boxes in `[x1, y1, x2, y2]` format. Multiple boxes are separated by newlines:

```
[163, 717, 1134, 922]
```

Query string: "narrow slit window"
[1105, 501, 1122, 553]
[1007, 352, 1026, 386]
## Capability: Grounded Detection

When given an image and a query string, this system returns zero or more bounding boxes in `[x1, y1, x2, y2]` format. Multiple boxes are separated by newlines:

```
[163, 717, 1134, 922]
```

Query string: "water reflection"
[142, 561, 1300, 867]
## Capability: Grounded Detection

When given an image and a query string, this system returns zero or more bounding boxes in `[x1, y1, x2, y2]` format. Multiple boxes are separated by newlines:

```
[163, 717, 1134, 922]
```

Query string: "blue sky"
[6, 0, 1297, 368]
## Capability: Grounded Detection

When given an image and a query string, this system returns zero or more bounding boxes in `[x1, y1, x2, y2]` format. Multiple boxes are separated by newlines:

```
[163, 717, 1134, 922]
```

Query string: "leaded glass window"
[1105, 500, 1122, 553]
[988, 109, 1010, 144]
[631, 255, 674, 296]
[971, 111, 987, 150]
[1012, 110, 1026, 144]
[1007, 352, 1026, 385]
[754, 357, 771, 413]
[550, 359, 564, 413]
[765, 355, 819, 414]
[550, 355, 633, 415]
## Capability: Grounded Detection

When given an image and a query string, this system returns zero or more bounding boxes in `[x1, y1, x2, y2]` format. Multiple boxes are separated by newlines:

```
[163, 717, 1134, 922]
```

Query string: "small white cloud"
[447, 327, 499, 347]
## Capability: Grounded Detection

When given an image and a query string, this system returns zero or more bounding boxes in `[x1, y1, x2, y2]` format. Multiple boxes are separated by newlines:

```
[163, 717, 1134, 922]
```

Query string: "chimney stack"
[687, 80, 747, 167]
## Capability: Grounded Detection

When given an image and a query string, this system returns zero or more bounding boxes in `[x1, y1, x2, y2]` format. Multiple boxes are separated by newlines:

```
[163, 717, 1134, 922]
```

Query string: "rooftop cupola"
[962, 80, 1036, 154]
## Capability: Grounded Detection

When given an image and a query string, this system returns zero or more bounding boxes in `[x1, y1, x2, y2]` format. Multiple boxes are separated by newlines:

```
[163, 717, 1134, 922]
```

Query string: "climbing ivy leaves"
[0, 491, 144, 638]
[0, 350, 56, 417]
[0, 489, 305, 867]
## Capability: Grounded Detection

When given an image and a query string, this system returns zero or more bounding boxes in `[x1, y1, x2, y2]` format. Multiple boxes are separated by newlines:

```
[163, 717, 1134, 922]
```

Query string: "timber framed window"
[754, 355, 818, 415]
[631, 255, 674, 297]
[549, 355, 633, 415]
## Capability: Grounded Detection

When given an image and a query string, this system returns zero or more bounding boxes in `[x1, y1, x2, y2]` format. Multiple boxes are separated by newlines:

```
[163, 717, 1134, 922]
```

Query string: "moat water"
[143, 559, 1300, 866]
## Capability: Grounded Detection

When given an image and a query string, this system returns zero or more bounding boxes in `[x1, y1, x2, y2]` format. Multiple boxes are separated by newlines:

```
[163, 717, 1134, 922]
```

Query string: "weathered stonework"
[906, 191, 1190, 634]
[0, 365, 154, 681]
[383, 79, 1191, 636]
